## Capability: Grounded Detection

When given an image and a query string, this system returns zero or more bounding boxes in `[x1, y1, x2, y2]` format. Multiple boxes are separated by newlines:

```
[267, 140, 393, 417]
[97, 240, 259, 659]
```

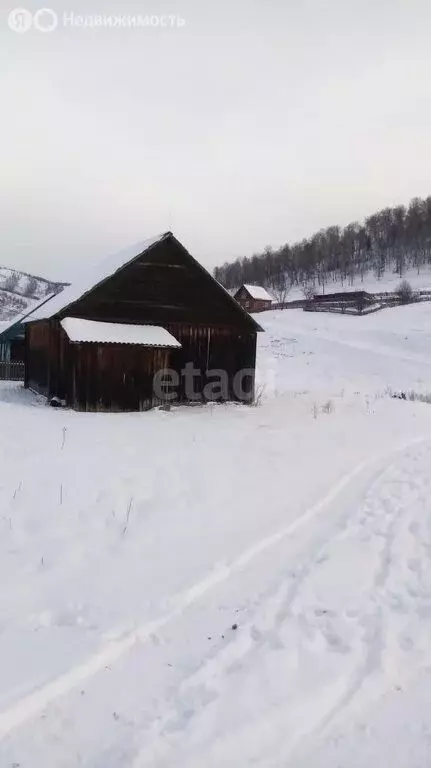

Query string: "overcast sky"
[1, 0, 431, 280]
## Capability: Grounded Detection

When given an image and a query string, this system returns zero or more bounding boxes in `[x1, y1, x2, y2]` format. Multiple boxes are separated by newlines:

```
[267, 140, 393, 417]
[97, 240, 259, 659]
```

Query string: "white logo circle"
[8, 7, 33, 33]
[33, 7, 58, 32]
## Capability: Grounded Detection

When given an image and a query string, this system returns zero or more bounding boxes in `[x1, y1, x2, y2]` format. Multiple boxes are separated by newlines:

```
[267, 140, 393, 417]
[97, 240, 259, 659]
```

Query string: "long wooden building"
[23, 232, 262, 411]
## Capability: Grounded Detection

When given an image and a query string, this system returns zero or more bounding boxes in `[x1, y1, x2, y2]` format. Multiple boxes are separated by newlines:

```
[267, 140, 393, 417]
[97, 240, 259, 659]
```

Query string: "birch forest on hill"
[214, 196, 431, 298]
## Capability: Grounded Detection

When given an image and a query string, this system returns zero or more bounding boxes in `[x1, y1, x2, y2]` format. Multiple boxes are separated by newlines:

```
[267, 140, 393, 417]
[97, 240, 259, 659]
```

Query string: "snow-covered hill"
[0, 303, 431, 765]
[0, 267, 66, 321]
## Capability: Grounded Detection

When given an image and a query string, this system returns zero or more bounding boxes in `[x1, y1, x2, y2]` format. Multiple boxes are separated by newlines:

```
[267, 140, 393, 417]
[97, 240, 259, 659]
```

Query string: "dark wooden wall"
[26, 321, 172, 411]
[54, 238, 258, 331]
[25, 237, 260, 411]
[234, 287, 271, 314]
[166, 324, 256, 402]
[249, 299, 271, 313]
[26, 320, 256, 409]
[26, 320, 71, 399]
[25, 321, 50, 395]
[70, 344, 170, 412]
[0, 338, 24, 364]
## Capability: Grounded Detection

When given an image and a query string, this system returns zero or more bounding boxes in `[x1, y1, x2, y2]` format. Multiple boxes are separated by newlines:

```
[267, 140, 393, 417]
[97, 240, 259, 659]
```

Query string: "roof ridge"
[22, 233, 170, 323]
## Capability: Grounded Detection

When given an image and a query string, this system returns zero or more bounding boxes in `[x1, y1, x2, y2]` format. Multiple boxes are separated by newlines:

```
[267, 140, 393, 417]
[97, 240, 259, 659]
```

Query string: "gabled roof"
[61, 318, 181, 348]
[24, 234, 166, 323]
[241, 284, 273, 302]
[22, 232, 263, 331]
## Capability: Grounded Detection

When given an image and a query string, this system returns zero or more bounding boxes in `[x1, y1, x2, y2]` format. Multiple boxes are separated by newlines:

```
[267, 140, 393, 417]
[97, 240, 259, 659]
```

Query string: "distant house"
[234, 284, 273, 313]
[22, 232, 263, 412]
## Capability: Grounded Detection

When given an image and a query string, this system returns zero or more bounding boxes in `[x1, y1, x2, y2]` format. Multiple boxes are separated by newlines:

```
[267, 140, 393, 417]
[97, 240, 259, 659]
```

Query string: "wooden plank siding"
[165, 324, 256, 402]
[25, 320, 50, 395]
[0, 361, 25, 381]
[234, 286, 272, 314]
[0, 338, 25, 364]
[51, 239, 259, 330]
[24, 235, 260, 411]
[25, 321, 256, 410]
[70, 343, 170, 412]
[26, 321, 172, 411]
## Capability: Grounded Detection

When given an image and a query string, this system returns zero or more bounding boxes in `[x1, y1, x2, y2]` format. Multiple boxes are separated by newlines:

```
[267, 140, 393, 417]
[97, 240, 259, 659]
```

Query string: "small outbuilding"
[0, 294, 62, 379]
[23, 232, 263, 411]
[307, 291, 375, 314]
[234, 284, 273, 313]
[0, 322, 25, 363]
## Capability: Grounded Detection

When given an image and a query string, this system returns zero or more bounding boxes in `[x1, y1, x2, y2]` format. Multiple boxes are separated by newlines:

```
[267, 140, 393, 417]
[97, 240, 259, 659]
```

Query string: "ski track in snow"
[131, 439, 431, 767]
[0, 433, 430, 751]
[282, 443, 431, 767]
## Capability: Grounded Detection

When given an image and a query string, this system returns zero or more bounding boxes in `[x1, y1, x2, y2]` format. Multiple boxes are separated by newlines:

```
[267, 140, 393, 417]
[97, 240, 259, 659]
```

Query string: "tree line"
[214, 196, 431, 301]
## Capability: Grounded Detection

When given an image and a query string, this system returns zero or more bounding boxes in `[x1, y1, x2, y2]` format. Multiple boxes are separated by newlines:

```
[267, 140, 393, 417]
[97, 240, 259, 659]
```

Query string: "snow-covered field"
[1, 303, 431, 766]
[286, 264, 431, 302]
[257, 302, 431, 398]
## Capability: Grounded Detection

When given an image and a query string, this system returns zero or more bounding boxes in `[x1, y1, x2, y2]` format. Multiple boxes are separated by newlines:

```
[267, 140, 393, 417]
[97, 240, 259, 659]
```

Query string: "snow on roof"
[23, 233, 169, 323]
[60, 318, 181, 348]
[0, 292, 58, 340]
[243, 284, 273, 302]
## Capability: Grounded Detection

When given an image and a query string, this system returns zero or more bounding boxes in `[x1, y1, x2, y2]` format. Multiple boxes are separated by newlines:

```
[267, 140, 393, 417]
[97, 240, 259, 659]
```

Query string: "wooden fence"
[303, 302, 383, 316]
[270, 288, 431, 314]
[0, 362, 25, 381]
[269, 288, 431, 315]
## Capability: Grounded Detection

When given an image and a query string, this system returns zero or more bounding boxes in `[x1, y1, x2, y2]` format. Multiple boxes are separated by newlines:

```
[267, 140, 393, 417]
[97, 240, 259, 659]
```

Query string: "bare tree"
[23, 277, 38, 297]
[270, 271, 290, 305]
[301, 282, 315, 309]
[302, 282, 315, 302]
[396, 279, 415, 304]
[3, 272, 20, 293]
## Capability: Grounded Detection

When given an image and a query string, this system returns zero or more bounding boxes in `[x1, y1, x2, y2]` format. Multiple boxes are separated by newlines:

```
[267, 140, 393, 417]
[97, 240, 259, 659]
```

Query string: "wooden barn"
[234, 284, 273, 313]
[23, 232, 262, 411]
